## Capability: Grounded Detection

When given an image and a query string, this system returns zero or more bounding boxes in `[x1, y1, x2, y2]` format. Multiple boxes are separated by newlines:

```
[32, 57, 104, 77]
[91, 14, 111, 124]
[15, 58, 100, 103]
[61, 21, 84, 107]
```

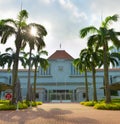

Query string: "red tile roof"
[48, 50, 74, 60]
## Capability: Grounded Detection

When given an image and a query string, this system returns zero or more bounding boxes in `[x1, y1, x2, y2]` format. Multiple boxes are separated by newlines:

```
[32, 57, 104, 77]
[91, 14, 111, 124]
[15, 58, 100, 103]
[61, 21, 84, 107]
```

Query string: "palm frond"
[28, 23, 47, 36]
[80, 26, 98, 38]
[0, 19, 17, 27]
[88, 34, 100, 47]
[5, 47, 13, 52]
[102, 14, 119, 28]
[17, 10, 28, 21]
[109, 29, 120, 48]
[111, 52, 120, 60]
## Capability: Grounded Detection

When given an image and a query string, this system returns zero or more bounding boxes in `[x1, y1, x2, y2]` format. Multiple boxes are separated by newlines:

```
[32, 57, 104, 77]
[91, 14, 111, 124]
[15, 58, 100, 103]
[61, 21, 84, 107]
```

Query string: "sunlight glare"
[30, 27, 37, 36]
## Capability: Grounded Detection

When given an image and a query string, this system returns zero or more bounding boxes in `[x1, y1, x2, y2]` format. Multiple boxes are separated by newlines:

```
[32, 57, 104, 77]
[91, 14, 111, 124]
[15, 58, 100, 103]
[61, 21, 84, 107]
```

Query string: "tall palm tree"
[0, 10, 28, 103]
[73, 50, 90, 101]
[80, 47, 102, 101]
[31, 50, 49, 101]
[80, 14, 120, 103]
[0, 10, 47, 103]
[21, 23, 47, 101]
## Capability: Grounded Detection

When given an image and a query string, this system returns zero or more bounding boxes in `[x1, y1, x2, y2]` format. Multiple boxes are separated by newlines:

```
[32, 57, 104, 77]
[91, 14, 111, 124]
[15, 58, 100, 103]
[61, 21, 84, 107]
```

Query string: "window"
[58, 66, 63, 71]
[71, 63, 80, 75]
[36, 93, 39, 98]
[39, 66, 51, 75]
[83, 93, 86, 98]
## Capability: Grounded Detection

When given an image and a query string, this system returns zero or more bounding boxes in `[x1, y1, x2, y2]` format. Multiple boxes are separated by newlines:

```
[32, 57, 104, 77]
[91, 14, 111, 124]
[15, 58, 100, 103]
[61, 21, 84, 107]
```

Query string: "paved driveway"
[0, 103, 120, 124]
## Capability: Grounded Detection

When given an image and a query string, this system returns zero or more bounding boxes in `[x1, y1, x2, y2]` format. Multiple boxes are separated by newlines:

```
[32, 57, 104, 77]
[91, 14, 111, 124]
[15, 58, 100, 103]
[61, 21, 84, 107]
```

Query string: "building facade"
[0, 50, 120, 102]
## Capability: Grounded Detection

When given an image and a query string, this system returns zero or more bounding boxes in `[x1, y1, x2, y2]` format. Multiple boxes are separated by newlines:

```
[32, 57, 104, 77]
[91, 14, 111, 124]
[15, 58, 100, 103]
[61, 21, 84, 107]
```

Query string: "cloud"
[90, 0, 120, 16]
[58, 0, 87, 22]
[38, 0, 55, 4]
[0, 0, 120, 59]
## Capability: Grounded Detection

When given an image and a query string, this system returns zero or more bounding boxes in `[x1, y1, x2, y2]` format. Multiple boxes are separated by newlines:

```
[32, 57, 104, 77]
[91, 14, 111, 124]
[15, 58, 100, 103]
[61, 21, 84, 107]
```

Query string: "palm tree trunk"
[12, 34, 22, 104]
[103, 43, 111, 103]
[33, 64, 37, 101]
[92, 65, 97, 101]
[26, 48, 32, 101]
[12, 57, 18, 104]
[84, 67, 89, 101]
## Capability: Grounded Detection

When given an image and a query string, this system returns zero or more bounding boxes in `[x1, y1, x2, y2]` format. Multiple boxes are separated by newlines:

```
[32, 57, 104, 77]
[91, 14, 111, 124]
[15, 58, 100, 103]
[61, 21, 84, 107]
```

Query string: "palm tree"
[0, 10, 28, 103]
[0, 52, 7, 68]
[0, 48, 26, 71]
[31, 50, 49, 101]
[21, 23, 47, 101]
[0, 10, 47, 103]
[80, 47, 102, 101]
[73, 50, 90, 101]
[107, 46, 120, 67]
[80, 14, 120, 103]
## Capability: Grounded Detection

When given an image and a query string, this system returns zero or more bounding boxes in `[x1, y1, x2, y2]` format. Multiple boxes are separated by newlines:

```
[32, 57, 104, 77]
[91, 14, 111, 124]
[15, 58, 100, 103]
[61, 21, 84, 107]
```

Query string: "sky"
[0, 0, 120, 59]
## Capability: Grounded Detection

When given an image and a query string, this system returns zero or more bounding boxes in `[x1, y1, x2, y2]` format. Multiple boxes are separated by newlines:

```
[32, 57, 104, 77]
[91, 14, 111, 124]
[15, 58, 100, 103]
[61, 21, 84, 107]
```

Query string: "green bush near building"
[80, 98, 120, 110]
[22, 100, 42, 107]
[23, 100, 37, 107]
[36, 101, 43, 105]
[80, 101, 96, 106]
[0, 100, 11, 105]
[0, 100, 28, 110]
[0, 104, 16, 110]
[94, 102, 120, 110]
[0, 100, 42, 110]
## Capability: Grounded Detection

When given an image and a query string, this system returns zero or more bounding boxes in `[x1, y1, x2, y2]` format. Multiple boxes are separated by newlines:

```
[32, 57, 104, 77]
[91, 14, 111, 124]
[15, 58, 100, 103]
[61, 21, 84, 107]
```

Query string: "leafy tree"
[80, 47, 102, 101]
[31, 50, 49, 101]
[21, 23, 47, 101]
[0, 10, 47, 103]
[80, 14, 120, 103]
[107, 46, 120, 67]
[73, 49, 90, 101]
[0, 10, 28, 103]
[0, 48, 26, 71]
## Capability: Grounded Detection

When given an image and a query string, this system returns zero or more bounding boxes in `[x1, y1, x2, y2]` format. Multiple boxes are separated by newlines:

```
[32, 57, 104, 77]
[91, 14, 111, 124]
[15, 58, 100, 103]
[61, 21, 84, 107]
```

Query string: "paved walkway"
[0, 103, 120, 124]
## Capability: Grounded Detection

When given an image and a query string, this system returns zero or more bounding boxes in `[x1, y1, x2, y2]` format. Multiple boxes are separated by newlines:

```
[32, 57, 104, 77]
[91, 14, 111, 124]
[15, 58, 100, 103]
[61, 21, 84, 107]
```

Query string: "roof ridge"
[48, 50, 74, 60]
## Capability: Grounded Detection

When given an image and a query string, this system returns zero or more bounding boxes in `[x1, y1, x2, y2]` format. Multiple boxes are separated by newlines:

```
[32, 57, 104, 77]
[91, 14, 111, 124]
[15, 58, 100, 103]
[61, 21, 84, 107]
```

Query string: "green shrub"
[0, 101, 28, 110]
[17, 102, 28, 109]
[23, 100, 32, 107]
[0, 100, 11, 105]
[36, 101, 43, 105]
[24, 100, 30, 106]
[80, 101, 96, 106]
[23, 100, 37, 107]
[31, 101, 37, 107]
[112, 98, 120, 103]
[23, 100, 43, 106]
[94, 103, 120, 110]
[94, 103, 106, 109]
[80, 102, 85, 105]
[84, 101, 96, 106]
[0, 104, 16, 110]
[80, 99, 120, 110]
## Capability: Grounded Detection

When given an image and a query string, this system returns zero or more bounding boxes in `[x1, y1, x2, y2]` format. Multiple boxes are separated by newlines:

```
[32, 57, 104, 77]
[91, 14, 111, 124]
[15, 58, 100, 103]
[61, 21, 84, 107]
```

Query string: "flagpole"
[20, 0, 23, 11]
[60, 43, 61, 49]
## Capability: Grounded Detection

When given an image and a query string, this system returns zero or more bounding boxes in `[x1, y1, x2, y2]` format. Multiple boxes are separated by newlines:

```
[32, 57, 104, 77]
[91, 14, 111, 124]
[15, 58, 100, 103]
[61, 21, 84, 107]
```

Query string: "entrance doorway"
[50, 90, 72, 102]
